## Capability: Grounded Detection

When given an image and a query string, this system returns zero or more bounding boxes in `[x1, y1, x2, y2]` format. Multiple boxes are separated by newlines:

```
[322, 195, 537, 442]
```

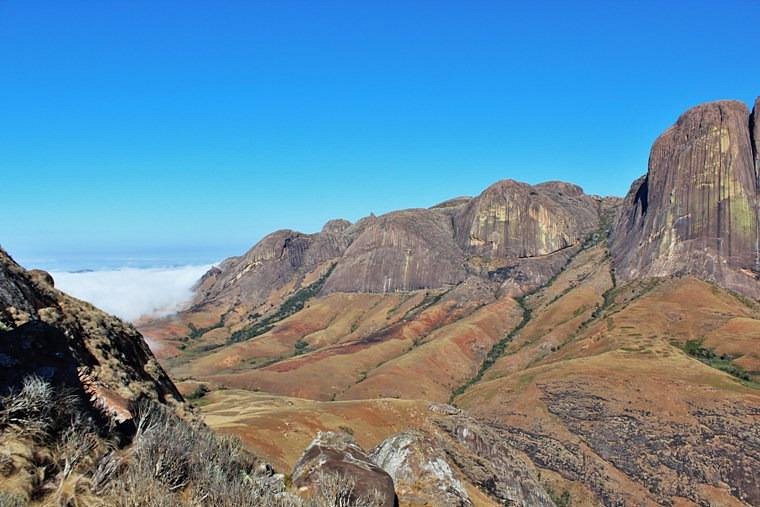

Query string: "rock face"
[370, 431, 472, 507]
[143, 178, 605, 357]
[428, 406, 556, 507]
[753, 98, 759, 180]
[292, 431, 398, 507]
[323, 210, 467, 293]
[192, 229, 330, 309]
[194, 180, 602, 304]
[0, 247, 184, 422]
[454, 180, 599, 259]
[612, 99, 760, 297]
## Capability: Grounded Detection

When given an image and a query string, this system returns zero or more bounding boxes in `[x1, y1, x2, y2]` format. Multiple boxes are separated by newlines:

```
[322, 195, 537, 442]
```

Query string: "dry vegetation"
[0, 377, 388, 507]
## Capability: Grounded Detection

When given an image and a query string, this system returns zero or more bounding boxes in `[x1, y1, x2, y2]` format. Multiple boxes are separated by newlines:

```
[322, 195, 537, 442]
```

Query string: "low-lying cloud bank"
[51, 264, 214, 322]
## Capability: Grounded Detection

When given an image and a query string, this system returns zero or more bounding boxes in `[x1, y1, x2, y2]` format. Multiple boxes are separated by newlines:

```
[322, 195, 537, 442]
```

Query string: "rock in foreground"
[292, 431, 398, 507]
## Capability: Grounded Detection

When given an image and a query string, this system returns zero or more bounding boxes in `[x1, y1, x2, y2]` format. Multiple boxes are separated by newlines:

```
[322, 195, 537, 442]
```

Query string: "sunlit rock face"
[752, 97, 759, 182]
[453, 179, 599, 259]
[612, 99, 760, 297]
[323, 209, 467, 294]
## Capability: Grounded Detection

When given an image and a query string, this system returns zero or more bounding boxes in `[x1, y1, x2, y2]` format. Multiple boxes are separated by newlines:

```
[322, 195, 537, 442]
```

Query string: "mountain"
[4, 97, 758, 506]
[612, 99, 760, 297]
[133, 96, 760, 506]
[140, 179, 616, 360]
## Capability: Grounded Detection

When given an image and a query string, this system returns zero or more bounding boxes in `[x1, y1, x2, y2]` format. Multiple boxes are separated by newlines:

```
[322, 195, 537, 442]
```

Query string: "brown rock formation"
[292, 431, 398, 506]
[453, 179, 599, 259]
[141, 178, 606, 358]
[612, 99, 760, 297]
[753, 97, 760, 181]
[323, 209, 467, 293]
[0, 247, 184, 422]
[190, 220, 352, 311]
[194, 179, 603, 305]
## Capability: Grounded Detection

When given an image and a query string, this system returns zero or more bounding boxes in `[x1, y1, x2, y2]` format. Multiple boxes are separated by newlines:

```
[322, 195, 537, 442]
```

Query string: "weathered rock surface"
[753, 97, 759, 181]
[141, 178, 607, 358]
[370, 431, 472, 507]
[0, 247, 184, 422]
[612, 98, 760, 297]
[323, 209, 467, 293]
[453, 179, 599, 259]
[191, 228, 334, 310]
[429, 406, 556, 507]
[191, 179, 603, 305]
[368, 415, 557, 507]
[292, 431, 398, 507]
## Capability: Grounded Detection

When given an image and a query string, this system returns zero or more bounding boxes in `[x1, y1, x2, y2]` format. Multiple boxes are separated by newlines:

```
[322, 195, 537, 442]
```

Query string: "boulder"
[370, 431, 472, 507]
[292, 431, 398, 507]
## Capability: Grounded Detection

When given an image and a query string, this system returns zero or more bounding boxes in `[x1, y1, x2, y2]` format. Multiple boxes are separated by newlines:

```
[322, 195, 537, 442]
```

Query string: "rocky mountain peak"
[612, 97, 760, 297]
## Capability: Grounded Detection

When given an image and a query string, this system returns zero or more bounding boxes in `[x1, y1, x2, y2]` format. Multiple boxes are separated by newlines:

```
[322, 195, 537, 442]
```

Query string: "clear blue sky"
[2, 1, 759, 269]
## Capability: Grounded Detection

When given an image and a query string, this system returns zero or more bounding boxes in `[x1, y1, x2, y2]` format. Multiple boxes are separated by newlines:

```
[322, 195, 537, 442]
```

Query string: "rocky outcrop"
[186, 180, 603, 307]
[192, 230, 315, 307]
[141, 178, 606, 355]
[292, 431, 398, 507]
[453, 180, 599, 259]
[371, 431, 472, 507]
[365, 404, 555, 506]
[753, 97, 759, 181]
[190, 179, 604, 307]
[612, 98, 760, 297]
[537, 381, 760, 505]
[428, 405, 556, 507]
[189, 220, 352, 312]
[0, 247, 184, 423]
[323, 209, 467, 293]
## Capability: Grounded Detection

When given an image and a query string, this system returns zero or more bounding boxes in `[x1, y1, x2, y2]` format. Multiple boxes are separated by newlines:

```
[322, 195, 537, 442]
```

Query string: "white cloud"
[51, 264, 214, 322]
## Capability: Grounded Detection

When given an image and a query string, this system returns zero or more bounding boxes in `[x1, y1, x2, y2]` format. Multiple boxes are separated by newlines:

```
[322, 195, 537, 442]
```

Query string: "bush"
[681, 340, 754, 382]
[187, 384, 210, 400]
[294, 340, 310, 355]
[0, 375, 84, 442]
[102, 401, 293, 505]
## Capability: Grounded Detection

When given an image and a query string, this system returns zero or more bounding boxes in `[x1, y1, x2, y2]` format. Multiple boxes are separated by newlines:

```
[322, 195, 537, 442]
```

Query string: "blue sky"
[2, 1, 759, 269]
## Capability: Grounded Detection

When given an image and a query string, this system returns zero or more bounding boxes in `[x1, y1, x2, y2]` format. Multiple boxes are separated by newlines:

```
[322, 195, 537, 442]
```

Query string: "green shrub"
[681, 340, 753, 383]
[187, 384, 209, 400]
[294, 339, 310, 355]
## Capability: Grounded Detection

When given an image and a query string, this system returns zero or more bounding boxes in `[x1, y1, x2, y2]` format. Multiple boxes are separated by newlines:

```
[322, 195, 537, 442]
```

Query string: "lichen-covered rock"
[453, 179, 599, 259]
[0, 247, 185, 422]
[370, 431, 472, 507]
[612, 99, 760, 297]
[292, 431, 398, 507]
